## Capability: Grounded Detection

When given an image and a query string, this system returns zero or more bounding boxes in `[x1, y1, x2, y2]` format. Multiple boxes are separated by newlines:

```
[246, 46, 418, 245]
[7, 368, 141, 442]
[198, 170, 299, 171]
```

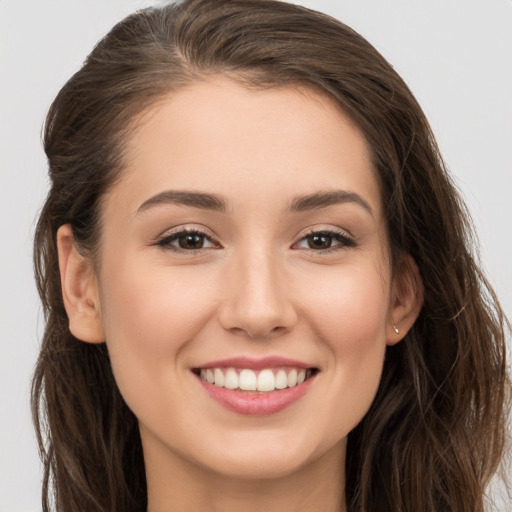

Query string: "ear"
[387, 254, 424, 346]
[56, 224, 105, 343]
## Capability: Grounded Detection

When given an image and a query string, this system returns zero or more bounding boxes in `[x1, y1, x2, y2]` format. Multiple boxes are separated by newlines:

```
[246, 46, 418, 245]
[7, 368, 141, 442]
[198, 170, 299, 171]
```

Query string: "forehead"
[106, 78, 381, 218]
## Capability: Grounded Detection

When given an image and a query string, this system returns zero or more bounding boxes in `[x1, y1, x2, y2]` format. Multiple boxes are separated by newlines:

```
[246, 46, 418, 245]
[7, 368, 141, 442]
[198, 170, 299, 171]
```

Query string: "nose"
[218, 248, 298, 339]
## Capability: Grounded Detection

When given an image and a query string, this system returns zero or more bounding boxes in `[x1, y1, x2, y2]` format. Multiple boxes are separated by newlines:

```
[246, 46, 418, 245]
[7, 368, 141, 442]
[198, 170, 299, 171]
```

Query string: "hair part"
[32, 1, 510, 511]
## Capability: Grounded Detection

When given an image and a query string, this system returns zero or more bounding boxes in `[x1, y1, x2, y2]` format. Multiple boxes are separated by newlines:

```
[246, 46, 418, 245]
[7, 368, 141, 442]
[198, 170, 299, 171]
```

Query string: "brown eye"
[156, 229, 217, 252]
[178, 233, 206, 249]
[294, 230, 356, 252]
[307, 233, 333, 250]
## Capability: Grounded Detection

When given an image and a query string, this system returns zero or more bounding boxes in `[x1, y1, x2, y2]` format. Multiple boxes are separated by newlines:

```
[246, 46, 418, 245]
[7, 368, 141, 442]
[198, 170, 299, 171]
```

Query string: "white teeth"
[239, 369, 257, 391]
[198, 366, 314, 392]
[257, 369, 275, 392]
[224, 368, 238, 390]
[287, 369, 297, 387]
[275, 370, 288, 389]
[214, 368, 224, 387]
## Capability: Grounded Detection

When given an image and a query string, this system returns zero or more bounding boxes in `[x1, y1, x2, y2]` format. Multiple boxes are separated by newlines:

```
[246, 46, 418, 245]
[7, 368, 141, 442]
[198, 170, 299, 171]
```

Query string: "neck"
[144, 436, 347, 512]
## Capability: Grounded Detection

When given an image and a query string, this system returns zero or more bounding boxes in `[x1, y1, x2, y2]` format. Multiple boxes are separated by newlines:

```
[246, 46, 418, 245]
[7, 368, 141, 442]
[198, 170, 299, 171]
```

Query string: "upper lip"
[194, 356, 316, 371]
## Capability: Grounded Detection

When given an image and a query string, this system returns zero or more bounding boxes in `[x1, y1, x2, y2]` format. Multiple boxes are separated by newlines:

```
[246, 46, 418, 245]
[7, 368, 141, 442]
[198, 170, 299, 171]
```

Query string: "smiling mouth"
[193, 366, 318, 393]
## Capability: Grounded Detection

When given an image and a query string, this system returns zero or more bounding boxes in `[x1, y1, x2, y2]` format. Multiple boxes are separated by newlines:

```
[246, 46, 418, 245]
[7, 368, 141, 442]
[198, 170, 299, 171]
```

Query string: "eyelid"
[153, 225, 221, 251]
[151, 224, 356, 253]
[292, 226, 357, 252]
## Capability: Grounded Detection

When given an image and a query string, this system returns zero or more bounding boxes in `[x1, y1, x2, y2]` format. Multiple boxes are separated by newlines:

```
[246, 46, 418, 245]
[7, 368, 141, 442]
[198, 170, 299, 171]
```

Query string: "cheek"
[303, 264, 390, 346]
[98, 256, 217, 384]
[300, 266, 389, 429]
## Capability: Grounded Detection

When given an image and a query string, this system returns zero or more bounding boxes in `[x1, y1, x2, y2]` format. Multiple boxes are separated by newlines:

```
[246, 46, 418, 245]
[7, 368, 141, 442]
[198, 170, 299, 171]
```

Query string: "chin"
[191, 431, 344, 482]
[205, 452, 313, 481]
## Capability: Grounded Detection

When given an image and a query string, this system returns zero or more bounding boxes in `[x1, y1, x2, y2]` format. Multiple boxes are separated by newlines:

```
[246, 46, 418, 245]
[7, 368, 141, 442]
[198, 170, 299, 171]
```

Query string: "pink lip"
[196, 356, 313, 371]
[197, 377, 315, 415]
[193, 356, 317, 415]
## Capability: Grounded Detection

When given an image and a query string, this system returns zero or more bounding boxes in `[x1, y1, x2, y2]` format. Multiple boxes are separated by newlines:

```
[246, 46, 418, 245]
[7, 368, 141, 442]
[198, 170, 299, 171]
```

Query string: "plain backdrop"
[1, 1, 511, 510]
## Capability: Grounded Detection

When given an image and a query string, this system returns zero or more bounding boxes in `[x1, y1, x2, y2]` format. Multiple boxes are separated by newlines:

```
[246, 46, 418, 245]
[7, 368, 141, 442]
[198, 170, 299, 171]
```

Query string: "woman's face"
[87, 79, 409, 480]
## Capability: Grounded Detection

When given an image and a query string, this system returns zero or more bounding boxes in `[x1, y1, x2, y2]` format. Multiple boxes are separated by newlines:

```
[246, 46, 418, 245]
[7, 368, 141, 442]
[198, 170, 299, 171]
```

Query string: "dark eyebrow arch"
[136, 190, 228, 214]
[289, 190, 373, 216]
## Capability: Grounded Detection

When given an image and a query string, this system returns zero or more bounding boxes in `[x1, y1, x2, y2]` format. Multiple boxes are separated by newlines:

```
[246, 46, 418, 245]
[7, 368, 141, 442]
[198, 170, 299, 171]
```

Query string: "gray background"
[1, 0, 510, 510]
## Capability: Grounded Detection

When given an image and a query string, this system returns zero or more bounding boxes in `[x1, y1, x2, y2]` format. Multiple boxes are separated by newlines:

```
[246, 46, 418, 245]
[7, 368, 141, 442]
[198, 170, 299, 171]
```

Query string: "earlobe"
[56, 224, 105, 343]
[387, 254, 424, 346]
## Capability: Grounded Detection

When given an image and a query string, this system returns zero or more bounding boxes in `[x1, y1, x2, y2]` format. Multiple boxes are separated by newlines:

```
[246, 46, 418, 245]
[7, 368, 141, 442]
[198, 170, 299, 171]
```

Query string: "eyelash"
[294, 229, 357, 253]
[154, 228, 357, 253]
[154, 228, 218, 253]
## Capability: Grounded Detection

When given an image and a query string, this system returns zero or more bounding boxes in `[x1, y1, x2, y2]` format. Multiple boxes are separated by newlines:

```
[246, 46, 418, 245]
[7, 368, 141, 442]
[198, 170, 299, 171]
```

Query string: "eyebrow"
[289, 190, 373, 216]
[137, 190, 228, 214]
[136, 188, 373, 216]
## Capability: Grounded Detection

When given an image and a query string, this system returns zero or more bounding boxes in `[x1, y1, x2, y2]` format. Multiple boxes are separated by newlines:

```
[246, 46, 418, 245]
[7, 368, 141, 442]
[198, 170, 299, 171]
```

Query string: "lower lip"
[197, 375, 315, 415]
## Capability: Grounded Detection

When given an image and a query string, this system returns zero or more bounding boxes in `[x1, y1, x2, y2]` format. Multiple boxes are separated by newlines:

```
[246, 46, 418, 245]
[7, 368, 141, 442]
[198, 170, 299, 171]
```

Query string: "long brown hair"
[32, 1, 510, 511]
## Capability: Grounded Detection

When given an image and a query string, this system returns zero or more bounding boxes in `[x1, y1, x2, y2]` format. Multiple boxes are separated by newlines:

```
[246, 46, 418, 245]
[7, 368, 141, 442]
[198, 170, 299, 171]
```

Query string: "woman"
[31, 0, 510, 511]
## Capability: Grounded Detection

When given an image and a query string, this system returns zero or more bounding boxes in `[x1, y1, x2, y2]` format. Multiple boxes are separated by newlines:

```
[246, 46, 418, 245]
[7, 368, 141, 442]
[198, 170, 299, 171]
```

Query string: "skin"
[57, 78, 421, 512]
